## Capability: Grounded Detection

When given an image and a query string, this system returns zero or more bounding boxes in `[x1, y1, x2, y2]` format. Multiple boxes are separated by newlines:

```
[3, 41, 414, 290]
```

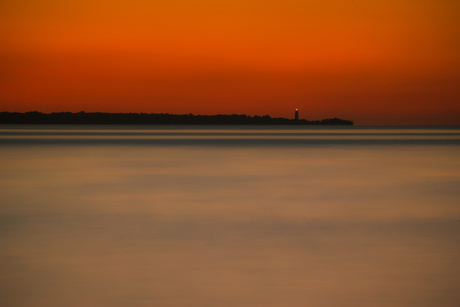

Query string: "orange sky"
[1, 0, 459, 124]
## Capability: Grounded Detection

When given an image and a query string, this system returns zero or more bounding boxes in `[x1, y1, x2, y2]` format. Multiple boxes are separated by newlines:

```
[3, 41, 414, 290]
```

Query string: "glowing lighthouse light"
[295, 109, 299, 121]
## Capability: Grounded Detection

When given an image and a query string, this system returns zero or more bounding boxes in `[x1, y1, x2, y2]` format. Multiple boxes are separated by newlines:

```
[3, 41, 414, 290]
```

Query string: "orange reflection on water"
[1, 138, 460, 306]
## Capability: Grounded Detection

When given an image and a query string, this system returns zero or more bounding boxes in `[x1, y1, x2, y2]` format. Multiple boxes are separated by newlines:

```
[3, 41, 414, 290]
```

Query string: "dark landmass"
[0, 111, 353, 125]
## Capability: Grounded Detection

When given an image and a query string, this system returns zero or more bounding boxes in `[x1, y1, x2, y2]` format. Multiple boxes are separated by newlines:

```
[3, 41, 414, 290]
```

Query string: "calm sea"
[1, 126, 460, 307]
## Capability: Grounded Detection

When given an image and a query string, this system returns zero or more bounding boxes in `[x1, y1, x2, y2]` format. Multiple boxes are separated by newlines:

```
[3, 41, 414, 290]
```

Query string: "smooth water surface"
[1, 126, 460, 307]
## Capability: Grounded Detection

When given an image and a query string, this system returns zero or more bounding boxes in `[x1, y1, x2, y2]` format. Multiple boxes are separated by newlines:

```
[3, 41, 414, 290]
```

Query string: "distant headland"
[0, 111, 353, 125]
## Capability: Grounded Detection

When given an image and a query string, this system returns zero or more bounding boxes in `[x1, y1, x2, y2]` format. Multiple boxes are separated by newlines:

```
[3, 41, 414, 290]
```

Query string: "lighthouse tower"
[295, 109, 299, 121]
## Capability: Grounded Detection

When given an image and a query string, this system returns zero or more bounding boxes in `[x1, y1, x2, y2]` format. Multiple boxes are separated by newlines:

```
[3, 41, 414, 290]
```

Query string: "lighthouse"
[295, 109, 299, 121]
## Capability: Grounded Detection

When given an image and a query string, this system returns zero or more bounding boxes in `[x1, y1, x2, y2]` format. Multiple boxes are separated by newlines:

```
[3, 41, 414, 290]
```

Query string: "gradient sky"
[1, 0, 459, 124]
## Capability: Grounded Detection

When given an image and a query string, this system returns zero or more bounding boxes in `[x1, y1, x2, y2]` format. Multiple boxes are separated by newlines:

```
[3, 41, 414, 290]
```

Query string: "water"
[1, 126, 460, 307]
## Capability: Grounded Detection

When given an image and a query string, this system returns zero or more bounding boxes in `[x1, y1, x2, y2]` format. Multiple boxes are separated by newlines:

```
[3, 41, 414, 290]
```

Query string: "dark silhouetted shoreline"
[0, 111, 353, 125]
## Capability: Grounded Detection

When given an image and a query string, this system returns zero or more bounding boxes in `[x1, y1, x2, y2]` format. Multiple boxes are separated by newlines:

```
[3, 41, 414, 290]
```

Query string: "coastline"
[0, 111, 353, 125]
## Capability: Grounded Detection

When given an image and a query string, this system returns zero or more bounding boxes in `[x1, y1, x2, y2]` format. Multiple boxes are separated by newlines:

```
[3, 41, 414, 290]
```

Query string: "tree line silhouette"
[0, 111, 353, 125]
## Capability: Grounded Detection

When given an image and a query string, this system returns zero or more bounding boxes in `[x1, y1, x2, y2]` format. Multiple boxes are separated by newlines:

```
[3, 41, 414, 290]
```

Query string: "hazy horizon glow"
[1, 0, 459, 125]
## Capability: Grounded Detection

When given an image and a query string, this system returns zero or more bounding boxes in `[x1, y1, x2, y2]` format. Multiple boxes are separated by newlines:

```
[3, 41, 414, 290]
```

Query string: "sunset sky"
[1, 0, 459, 124]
